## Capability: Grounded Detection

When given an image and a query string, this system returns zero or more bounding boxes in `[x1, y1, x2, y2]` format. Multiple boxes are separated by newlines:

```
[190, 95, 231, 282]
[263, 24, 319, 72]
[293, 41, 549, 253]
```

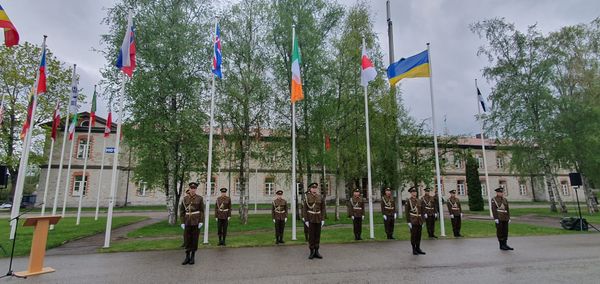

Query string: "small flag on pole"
[290, 33, 303, 103]
[116, 12, 136, 77]
[0, 101, 4, 125]
[212, 23, 222, 79]
[68, 114, 77, 140]
[477, 87, 487, 112]
[51, 102, 61, 140]
[325, 134, 331, 151]
[20, 91, 34, 140]
[0, 5, 19, 47]
[104, 111, 112, 137]
[360, 45, 377, 86]
[90, 88, 97, 127]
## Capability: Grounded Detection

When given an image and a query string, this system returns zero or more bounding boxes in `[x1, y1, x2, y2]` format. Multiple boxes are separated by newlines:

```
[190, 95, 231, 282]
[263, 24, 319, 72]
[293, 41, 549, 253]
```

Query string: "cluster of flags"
[0, 4, 19, 47]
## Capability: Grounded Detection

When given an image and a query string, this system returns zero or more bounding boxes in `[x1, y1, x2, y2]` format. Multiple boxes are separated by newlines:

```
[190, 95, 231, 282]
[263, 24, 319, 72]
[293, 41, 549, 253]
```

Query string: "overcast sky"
[2, 0, 599, 135]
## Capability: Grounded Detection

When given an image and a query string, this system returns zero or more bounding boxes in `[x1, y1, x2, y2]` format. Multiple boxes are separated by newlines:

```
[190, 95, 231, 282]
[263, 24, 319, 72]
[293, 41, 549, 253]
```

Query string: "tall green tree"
[465, 153, 484, 211]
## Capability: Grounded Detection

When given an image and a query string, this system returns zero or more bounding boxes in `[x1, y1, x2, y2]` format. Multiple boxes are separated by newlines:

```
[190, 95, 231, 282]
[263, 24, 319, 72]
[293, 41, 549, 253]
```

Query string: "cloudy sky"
[2, 0, 599, 135]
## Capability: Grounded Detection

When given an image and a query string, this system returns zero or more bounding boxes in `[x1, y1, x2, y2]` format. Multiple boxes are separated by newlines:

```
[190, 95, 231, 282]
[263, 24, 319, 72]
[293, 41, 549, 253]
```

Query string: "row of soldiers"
[179, 181, 514, 264]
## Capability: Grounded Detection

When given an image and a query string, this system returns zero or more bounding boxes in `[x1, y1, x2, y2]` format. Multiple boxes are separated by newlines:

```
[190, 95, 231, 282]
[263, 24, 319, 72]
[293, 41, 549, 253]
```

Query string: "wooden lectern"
[15, 215, 61, 277]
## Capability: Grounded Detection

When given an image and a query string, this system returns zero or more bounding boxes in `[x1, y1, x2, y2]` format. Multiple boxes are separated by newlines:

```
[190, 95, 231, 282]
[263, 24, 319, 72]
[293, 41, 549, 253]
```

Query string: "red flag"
[0, 5, 19, 47]
[104, 112, 112, 138]
[50, 102, 60, 140]
[325, 134, 331, 151]
[19, 92, 34, 140]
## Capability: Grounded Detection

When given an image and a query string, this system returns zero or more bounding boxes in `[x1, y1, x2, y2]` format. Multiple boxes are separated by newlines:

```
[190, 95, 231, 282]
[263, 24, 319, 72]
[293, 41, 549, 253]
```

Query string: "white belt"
[353, 207, 362, 210]
[186, 211, 200, 215]
[218, 209, 229, 212]
[452, 208, 460, 211]
[308, 210, 321, 214]
[497, 209, 507, 213]
[410, 213, 420, 217]
[384, 206, 394, 209]
[425, 207, 433, 210]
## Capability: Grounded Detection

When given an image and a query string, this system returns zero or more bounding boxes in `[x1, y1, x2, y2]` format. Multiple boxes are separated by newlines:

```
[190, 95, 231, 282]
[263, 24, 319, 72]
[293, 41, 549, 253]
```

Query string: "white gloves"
[180, 224, 185, 230]
[509, 219, 511, 223]
[450, 214, 454, 219]
[215, 218, 218, 221]
[407, 223, 412, 229]
[321, 221, 325, 227]
[495, 219, 499, 224]
[228, 217, 231, 221]
[394, 213, 397, 219]
[460, 213, 463, 218]
[305, 221, 309, 227]
[424, 214, 428, 219]
[351, 216, 355, 220]
[435, 213, 438, 219]
[273, 219, 276, 223]
[362, 216, 365, 220]
[383, 215, 387, 221]
[284, 218, 287, 222]
[198, 223, 203, 229]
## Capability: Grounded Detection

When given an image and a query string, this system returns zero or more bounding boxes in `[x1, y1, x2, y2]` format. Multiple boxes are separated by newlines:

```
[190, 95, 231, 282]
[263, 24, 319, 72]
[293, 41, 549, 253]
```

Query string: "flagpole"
[104, 73, 125, 248]
[203, 67, 217, 245]
[290, 25, 298, 241]
[40, 103, 58, 216]
[361, 36, 375, 239]
[427, 43, 446, 237]
[476, 79, 493, 217]
[51, 64, 75, 228]
[95, 134, 107, 220]
[76, 85, 96, 225]
[10, 35, 46, 239]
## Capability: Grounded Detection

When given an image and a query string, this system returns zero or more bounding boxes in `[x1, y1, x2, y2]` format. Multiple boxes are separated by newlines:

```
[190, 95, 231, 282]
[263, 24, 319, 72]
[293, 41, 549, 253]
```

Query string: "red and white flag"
[360, 45, 377, 87]
[50, 102, 60, 140]
[104, 112, 112, 138]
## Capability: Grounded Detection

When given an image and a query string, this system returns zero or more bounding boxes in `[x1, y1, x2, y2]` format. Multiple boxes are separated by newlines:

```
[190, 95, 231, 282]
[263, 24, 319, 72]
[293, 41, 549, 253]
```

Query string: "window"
[264, 177, 275, 196]
[76, 138, 91, 159]
[561, 181, 570, 196]
[481, 181, 487, 196]
[454, 157, 463, 169]
[457, 180, 466, 196]
[477, 155, 484, 169]
[72, 174, 88, 197]
[434, 178, 445, 195]
[496, 157, 504, 169]
[136, 181, 152, 197]
[499, 180, 507, 196]
[519, 183, 527, 196]
[202, 177, 216, 195]
[232, 178, 240, 195]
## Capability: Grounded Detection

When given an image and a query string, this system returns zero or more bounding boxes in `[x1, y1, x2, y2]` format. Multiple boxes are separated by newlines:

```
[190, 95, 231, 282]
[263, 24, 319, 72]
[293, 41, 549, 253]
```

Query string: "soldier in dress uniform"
[381, 187, 396, 239]
[492, 187, 514, 250]
[302, 182, 326, 260]
[179, 182, 204, 265]
[272, 189, 288, 244]
[215, 187, 232, 246]
[420, 187, 439, 239]
[447, 189, 463, 237]
[406, 187, 425, 255]
[348, 188, 365, 240]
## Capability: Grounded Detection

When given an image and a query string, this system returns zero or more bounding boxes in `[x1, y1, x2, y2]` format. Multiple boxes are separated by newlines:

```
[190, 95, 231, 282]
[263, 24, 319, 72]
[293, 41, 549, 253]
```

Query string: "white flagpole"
[94, 135, 107, 220]
[104, 73, 125, 248]
[40, 103, 58, 216]
[51, 65, 76, 229]
[475, 79, 493, 217]
[427, 43, 446, 237]
[10, 35, 46, 239]
[290, 25, 297, 241]
[76, 86, 96, 225]
[361, 37, 375, 239]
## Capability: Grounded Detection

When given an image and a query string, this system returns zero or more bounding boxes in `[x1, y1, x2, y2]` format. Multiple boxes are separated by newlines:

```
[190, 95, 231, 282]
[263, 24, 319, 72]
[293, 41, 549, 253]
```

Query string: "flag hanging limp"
[290, 33, 303, 103]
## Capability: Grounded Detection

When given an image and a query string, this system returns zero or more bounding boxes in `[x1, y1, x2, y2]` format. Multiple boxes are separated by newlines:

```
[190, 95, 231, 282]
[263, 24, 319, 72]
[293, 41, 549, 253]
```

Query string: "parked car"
[0, 203, 12, 210]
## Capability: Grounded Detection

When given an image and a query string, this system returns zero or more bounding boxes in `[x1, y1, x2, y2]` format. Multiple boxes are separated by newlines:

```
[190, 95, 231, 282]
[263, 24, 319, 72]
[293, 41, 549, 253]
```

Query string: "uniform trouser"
[384, 215, 395, 236]
[451, 215, 462, 236]
[274, 220, 285, 239]
[496, 220, 509, 241]
[217, 219, 229, 238]
[352, 217, 362, 238]
[410, 223, 422, 247]
[308, 222, 322, 250]
[183, 225, 199, 251]
[425, 215, 436, 237]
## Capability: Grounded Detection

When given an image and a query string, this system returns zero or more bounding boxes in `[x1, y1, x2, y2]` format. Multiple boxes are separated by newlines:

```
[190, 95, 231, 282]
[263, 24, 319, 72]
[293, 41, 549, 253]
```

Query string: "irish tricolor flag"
[68, 114, 77, 140]
[290, 33, 303, 103]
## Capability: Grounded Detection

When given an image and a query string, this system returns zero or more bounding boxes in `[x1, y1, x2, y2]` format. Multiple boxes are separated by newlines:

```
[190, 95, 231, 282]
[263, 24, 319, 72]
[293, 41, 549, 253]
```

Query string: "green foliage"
[465, 153, 484, 211]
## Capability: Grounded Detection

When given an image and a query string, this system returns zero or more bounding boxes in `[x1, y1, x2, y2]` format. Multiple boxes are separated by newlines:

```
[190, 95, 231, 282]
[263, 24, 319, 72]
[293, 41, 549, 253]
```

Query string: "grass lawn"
[0, 216, 147, 257]
[101, 213, 582, 253]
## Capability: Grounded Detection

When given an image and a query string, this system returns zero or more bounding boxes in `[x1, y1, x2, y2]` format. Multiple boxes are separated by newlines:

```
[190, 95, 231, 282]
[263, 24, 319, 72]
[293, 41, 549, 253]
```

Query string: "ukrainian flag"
[387, 50, 430, 85]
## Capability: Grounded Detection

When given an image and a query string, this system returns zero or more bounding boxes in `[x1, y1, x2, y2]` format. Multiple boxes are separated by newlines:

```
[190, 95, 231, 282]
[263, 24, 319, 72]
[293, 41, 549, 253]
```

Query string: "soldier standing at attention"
[381, 187, 396, 239]
[302, 182, 326, 260]
[421, 187, 439, 239]
[180, 182, 204, 265]
[272, 189, 288, 244]
[348, 188, 365, 240]
[492, 187, 514, 251]
[447, 189, 463, 237]
[215, 187, 232, 246]
[406, 187, 425, 255]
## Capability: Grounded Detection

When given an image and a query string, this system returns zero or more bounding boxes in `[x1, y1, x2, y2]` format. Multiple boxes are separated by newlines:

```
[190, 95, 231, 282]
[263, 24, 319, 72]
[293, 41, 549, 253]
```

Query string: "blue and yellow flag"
[387, 50, 430, 85]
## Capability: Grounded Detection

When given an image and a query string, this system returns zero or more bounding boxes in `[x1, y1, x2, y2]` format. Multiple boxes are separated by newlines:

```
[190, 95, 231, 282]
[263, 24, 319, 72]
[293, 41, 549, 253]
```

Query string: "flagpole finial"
[43, 35, 48, 39]
[426, 42, 430, 46]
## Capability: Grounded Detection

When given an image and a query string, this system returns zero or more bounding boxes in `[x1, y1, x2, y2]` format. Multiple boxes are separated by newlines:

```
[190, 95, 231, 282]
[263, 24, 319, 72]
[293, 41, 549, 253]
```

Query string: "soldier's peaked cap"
[188, 182, 199, 188]
[219, 187, 228, 193]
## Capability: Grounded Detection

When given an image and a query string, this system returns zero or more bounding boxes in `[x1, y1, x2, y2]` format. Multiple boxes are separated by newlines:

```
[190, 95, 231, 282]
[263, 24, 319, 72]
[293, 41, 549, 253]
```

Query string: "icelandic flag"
[212, 23, 222, 79]
[116, 11, 136, 77]
[477, 87, 487, 112]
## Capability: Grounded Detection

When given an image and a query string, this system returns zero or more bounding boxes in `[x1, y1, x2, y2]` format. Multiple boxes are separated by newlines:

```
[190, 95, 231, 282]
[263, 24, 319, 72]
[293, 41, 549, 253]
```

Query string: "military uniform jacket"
[381, 196, 395, 216]
[420, 195, 438, 215]
[447, 196, 462, 216]
[347, 196, 365, 218]
[405, 197, 424, 225]
[180, 194, 205, 226]
[215, 196, 232, 219]
[272, 198, 288, 221]
[491, 196, 510, 221]
[302, 192, 326, 223]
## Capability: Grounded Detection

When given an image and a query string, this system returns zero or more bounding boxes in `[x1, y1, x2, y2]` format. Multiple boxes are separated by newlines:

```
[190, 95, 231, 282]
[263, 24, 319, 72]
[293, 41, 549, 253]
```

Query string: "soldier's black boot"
[499, 240, 508, 250]
[279, 236, 285, 244]
[314, 248, 323, 259]
[189, 251, 196, 265]
[182, 251, 190, 265]
[504, 241, 514, 250]
[308, 249, 315, 259]
[222, 236, 226, 246]
[412, 245, 418, 255]
[416, 246, 426, 255]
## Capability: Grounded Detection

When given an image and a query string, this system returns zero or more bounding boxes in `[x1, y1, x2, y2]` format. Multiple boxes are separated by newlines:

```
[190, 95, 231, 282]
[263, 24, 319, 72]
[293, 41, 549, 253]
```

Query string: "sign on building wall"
[105, 147, 115, 153]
